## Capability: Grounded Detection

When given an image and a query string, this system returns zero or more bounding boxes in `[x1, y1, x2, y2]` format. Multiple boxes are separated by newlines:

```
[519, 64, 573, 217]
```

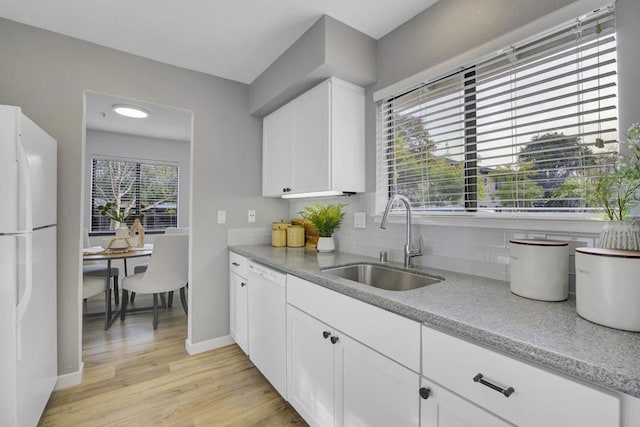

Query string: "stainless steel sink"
[321, 263, 442, 291]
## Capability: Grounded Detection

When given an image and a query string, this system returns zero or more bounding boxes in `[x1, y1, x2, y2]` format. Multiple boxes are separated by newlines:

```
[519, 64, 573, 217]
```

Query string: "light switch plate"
[248, 210, 256, 223]
[354, 212, 366, 229]
[217, 210, 226, 224]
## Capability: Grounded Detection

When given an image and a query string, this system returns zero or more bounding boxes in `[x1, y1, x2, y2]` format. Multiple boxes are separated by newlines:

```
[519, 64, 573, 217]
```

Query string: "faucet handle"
[411, 236, 424, 256]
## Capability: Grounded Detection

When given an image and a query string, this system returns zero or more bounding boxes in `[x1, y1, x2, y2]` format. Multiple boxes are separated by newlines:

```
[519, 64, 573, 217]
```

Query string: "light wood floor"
[40, 295, 306, 426]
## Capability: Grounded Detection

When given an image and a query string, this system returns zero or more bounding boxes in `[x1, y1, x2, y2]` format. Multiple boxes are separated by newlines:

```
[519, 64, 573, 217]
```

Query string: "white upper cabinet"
[262, 77, 365, 197]
[262, 102, 294, 197]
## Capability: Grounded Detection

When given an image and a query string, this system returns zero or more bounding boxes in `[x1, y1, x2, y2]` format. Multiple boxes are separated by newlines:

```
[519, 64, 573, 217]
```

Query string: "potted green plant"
[97, 201, 145, 233]
[593, 123, 640, 250]
[300, 202, 346, 252]
[574, 124, 640, 331]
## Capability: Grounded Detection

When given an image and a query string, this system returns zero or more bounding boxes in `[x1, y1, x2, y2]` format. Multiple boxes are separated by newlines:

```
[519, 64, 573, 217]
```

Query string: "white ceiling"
[86, 92, 192, 142]
[0, 0, 437, 84]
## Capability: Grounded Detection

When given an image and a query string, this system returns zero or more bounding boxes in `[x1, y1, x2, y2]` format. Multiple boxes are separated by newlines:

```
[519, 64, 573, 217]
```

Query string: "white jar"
[509, 239, 569, 301]
[575, 247, 640, 331]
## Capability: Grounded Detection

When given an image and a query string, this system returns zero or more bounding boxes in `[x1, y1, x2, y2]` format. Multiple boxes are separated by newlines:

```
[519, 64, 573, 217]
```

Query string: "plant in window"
[98, 201, 145, 226]
[593, 124, 640, 221]
[593, 123, 640, 250]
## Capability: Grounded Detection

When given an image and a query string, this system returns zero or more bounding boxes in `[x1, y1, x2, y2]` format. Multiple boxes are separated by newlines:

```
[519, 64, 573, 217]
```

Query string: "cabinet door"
[336, 332, 419, 427]
[292, 80, 331, 194]
[263, 103, 294, 196]
[420, 378, 512, 427]
[287, 306, 335, 427]
[230, 272, 249, 355]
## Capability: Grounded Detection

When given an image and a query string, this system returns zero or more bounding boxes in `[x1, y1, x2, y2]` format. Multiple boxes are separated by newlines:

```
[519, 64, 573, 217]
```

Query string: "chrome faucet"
[380, 195, 423, 268]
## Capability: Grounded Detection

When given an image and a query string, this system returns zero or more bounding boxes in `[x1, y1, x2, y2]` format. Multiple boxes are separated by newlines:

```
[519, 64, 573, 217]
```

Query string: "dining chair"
[130, 227, 189, 305]
[120, 233, 188, 328]
[83, 275, 114, 312]
[83, 228, 120, 305]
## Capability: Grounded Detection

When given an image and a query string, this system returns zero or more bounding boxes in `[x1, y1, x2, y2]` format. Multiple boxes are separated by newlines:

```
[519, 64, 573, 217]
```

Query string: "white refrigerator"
[0, 105, 58, 426]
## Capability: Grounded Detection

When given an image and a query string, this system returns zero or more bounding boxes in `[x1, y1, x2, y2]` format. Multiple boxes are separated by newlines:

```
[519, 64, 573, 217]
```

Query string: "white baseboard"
[185, 335, 234, 355]
[55, 362, 84, 390]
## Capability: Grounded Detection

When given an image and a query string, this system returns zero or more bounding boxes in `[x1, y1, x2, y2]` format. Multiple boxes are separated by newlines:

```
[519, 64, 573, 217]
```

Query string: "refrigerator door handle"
[16, 234, 33, 361]
[16, 142, 33, 233]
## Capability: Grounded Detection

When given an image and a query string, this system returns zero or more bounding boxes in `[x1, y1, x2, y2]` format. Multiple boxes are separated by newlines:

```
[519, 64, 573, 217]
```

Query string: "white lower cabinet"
[229, 272, 249, 354]
[287, 306, 336, 425]
[229, 256, 632, 426]
[337, 330, 419, 427]
[229, 252, 249, 355]
[287, 305, 419, 427]
[422, 326, 620, 427]
[420, 378, 512, 427]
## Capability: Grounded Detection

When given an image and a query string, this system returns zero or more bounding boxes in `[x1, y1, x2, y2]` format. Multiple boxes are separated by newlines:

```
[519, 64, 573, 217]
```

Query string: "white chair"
[83, 276, 112, 299]
[131, 227, 189, 306]
[120, 233, 188, 328]
[83, 275, 115, 330]
[83, 229, 120, 305]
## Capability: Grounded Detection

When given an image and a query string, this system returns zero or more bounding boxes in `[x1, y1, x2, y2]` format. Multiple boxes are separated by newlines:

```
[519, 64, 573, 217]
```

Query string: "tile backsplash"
[289, 194, 599, 294]
[228, 227, 271, 246]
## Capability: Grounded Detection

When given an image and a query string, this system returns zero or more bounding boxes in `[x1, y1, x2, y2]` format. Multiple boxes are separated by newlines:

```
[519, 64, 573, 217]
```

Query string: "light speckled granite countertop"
[229, 244, 640, 398]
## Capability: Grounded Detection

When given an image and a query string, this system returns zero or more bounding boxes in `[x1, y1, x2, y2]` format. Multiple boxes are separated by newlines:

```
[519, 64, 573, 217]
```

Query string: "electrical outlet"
[217, 210, 226, 224]
[248, 210, 256, 223]
[354, 212, 366, 229]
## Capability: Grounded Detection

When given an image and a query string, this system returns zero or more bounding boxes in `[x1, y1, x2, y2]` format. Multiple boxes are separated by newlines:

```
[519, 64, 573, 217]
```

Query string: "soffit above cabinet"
[249, 15, 378, 116]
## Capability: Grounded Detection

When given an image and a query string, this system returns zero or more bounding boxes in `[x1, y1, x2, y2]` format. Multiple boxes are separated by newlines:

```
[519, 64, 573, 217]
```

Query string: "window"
[377, 6, 617, 215]
[91, 158, 179, 232]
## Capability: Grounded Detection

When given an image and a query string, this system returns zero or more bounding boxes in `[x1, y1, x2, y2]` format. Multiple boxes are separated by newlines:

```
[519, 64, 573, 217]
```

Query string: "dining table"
[83, 244, 153, 330]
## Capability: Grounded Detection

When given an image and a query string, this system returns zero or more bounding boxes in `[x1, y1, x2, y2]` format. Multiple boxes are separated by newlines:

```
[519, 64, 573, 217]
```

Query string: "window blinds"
[377, 5, 617, 214]
[91, 158, 179, 232]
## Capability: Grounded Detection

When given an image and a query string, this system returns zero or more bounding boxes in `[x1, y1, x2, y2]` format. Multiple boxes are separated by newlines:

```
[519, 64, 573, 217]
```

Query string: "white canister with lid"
[575, 247, 640, 331]
[509, 239, 569, 301]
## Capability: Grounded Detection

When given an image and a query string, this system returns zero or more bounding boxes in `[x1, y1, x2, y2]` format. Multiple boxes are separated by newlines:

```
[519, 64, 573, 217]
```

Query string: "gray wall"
[0, 18, 288, 376]
[376, 0, 578, 90]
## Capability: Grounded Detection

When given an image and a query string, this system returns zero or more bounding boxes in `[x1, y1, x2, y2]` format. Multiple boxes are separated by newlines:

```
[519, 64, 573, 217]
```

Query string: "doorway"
[80, 91, 193, 346]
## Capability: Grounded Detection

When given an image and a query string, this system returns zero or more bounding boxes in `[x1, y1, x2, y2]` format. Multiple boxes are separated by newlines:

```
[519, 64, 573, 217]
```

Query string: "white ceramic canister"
[509, 239, 569, 301]
[575, 247, 640, 332]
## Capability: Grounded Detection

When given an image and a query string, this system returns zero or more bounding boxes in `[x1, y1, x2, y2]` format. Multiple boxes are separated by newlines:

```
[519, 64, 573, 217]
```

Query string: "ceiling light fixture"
[112, 104, 149, 119]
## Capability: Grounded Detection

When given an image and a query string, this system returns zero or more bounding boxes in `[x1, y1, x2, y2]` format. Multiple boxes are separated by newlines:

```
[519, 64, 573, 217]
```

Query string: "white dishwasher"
[247, 261, 287, 398]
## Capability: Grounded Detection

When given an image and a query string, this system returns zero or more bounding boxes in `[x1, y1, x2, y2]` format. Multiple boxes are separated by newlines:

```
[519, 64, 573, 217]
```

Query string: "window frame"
[375, 5, 618, 223]
[90, 156, 180, 233]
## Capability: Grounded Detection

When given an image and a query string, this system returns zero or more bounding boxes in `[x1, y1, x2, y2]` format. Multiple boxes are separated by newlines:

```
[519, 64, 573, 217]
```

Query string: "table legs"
[104, 259, 113, 330]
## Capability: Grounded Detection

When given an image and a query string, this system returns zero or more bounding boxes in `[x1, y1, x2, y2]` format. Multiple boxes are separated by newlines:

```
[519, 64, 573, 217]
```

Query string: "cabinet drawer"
[229, 252, 248, 278]
[422, 326, 620, 427]
[287, 274, 420, 372]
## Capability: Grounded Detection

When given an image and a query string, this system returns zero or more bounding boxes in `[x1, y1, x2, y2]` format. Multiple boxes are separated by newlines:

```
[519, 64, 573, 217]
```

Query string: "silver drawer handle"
[473, 373, 515, 398]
